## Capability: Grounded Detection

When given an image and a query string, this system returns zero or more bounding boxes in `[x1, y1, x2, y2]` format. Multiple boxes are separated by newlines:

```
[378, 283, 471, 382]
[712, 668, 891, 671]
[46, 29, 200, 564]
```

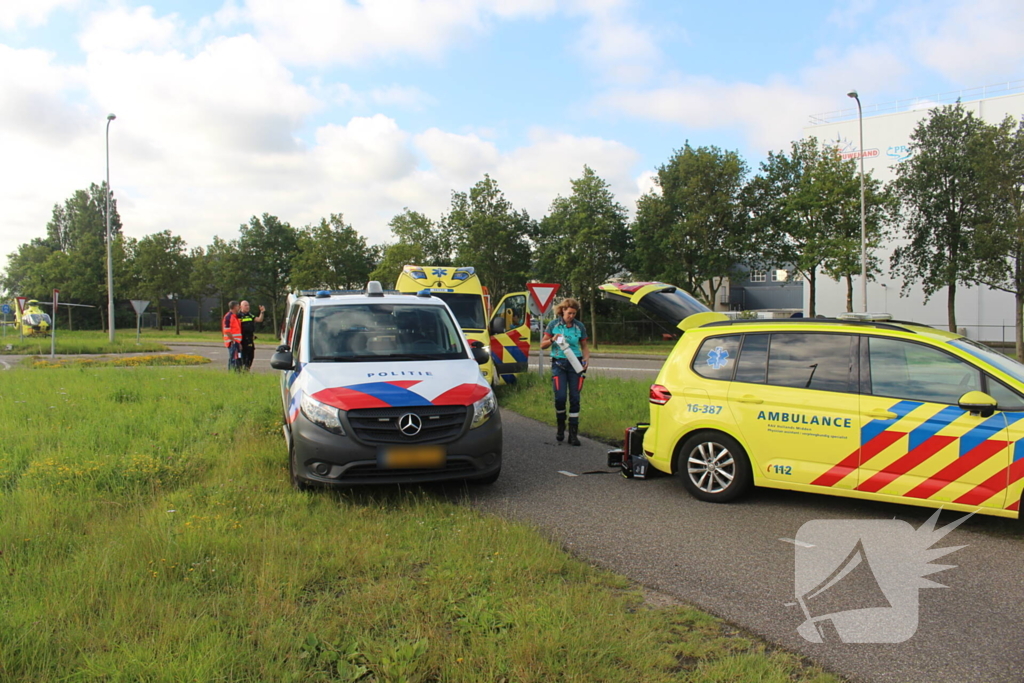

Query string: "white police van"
[272, 282, 501, 489]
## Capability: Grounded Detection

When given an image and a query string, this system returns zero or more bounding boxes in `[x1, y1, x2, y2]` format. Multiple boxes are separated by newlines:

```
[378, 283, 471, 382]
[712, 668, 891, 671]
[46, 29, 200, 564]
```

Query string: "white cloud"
[414, 129, 500, 185]
[370, 85, 437, 110]
[242, 0, 555, 66]
[600, 77, 832, 152]
[906, 0, 1024, 83]
[79, 6, 181, 53]
[0, 0, 79, 29]
[570, 1, 661, 83]
[0, 30, 644, 271]
[827, 0, 877, 29]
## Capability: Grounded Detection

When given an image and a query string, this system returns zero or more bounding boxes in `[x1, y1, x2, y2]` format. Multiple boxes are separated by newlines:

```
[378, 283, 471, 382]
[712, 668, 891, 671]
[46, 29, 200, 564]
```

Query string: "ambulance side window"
[868, 337, 981, 405]
[766, 333, 856, 393]
[693, 336, 741, 380]
[734, 334, 769, 384]
[985, 377, 1024, 411]
[291, 308, 305, 364]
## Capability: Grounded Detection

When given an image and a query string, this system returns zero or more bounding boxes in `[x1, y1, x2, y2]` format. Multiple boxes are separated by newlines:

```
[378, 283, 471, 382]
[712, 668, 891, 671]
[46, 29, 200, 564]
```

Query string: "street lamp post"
[847, 90, 867, 313]
[105, 113, 116, 342]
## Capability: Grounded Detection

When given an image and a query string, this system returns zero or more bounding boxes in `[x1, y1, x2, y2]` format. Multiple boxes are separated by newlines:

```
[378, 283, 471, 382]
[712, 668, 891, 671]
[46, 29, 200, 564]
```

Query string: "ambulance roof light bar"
[836, 312, 892, 322]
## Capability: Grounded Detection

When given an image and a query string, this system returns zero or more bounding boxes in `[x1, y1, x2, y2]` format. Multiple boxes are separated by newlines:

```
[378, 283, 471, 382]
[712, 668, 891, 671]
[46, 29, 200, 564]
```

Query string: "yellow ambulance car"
[396, 265, 531, 385]
[601, 280, 1024, 521]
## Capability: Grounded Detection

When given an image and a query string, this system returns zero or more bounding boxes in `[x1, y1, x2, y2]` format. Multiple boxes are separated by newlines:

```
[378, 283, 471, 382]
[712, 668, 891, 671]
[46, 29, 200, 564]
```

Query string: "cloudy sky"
[2, 0, 1023, 272]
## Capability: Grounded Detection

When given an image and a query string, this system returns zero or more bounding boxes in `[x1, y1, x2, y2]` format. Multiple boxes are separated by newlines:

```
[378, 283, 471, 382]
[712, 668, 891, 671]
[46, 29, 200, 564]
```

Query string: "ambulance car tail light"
[649, 384, 672, 405]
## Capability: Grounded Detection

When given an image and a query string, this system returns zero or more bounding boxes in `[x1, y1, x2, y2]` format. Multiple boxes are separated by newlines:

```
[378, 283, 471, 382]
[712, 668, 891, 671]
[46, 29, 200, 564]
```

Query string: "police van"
[271, 282, 501, 489]
[602, 281, 1024, 521]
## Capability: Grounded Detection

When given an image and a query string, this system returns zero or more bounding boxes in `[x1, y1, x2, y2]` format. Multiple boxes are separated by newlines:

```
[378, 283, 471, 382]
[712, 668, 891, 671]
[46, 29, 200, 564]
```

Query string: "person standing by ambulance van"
[237, 300, 265, 371]
[539, 297, 590, 446]
[222, 300, 243, 372]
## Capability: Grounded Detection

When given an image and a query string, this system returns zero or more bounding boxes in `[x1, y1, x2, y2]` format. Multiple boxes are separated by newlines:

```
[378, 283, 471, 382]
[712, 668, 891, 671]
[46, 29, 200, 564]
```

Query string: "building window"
[771, 269, 789, 282]
[750, 270, 766, 283]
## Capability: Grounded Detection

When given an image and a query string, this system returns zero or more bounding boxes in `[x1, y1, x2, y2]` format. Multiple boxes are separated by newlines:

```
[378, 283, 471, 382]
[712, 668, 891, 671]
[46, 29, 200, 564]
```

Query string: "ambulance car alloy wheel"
[677, 432, 752, 503]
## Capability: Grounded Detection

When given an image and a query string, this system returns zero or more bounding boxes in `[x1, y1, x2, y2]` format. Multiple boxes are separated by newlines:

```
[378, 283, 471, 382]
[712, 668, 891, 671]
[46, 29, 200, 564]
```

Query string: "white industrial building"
[803, 82, 1024, 342]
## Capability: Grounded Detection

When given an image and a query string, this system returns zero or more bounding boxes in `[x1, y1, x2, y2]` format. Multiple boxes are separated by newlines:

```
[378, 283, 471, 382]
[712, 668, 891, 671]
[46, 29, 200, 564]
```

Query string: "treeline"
[3, 103, 1023, 352]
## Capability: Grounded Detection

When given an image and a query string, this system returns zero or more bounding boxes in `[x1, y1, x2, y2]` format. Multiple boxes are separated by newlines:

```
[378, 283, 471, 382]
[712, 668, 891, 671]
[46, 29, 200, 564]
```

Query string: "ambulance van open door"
[488, 292, 531, 384]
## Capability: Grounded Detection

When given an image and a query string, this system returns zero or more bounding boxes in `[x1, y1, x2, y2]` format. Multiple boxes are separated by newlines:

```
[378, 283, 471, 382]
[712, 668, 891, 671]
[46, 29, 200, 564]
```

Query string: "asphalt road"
[163, 342, 666, 380]
[466, 411, 1024, 683]
[9, 343, 1023, 681]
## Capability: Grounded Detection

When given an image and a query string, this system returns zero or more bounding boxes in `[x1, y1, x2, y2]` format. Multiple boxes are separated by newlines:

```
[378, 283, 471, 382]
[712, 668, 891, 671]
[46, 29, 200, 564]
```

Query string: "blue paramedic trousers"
[551, 358, 584, 425]
[227, 341, 242, 372]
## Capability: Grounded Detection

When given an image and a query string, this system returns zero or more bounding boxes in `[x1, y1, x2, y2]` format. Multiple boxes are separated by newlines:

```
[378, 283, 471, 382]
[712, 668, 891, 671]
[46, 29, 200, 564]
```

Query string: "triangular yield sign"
[527, 283, 560, 314]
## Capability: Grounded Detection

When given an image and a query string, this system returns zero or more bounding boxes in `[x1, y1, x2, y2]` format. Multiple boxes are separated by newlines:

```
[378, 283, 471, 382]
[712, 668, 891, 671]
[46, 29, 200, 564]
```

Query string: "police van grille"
[346, 405, 468, 444]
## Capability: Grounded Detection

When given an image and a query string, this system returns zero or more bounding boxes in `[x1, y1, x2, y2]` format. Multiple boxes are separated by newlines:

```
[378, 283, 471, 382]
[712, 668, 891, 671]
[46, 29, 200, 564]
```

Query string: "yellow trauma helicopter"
[5, 298, 95, 337]
[20, 300, 52, 337]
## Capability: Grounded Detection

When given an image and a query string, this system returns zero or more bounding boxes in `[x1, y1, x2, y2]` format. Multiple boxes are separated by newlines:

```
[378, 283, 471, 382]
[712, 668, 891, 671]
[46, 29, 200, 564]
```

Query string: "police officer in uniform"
[237, 300, 265, 371]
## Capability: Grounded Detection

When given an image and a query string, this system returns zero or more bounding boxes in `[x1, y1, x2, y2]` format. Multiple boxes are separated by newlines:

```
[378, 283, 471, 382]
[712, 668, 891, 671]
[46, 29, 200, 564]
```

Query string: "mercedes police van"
[271, 282, 501, 489]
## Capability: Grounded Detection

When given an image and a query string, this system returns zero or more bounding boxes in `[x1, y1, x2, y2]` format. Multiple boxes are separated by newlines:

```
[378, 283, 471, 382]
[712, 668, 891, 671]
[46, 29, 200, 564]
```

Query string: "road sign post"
[50, 289, 59, 358]
[527, 283, 560, 376]
[1, 304, 9, 338]
[15, 297, 26, 342]
[130, 300, 150, 345]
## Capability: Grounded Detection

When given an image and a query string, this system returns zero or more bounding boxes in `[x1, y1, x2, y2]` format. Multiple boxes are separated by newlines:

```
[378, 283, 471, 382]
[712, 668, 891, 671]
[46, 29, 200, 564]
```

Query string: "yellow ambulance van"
[395, 265, 531, 385]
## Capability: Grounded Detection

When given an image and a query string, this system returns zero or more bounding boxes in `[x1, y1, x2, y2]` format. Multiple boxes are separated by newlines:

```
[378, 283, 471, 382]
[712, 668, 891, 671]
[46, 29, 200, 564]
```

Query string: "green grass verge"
[591, 342, 674, 356]
[26, 353, 211, 369]
[0, 368, 839, 682]
[498, 372, 652, 444]
[0, 330, 169, 355]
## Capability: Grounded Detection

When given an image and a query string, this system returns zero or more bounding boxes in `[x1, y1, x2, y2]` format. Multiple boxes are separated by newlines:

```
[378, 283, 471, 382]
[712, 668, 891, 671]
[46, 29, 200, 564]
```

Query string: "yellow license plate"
[377, 445, 446, 469]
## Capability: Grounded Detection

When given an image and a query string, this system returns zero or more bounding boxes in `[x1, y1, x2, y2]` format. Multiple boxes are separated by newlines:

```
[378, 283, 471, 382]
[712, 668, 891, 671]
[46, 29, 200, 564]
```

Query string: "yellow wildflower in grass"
[31, 354, 211, 370]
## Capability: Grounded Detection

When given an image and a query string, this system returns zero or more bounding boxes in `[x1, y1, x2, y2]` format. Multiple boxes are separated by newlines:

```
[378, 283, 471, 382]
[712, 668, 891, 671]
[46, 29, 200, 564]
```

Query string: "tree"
[2, 183, 124, 330]
[206, 236, 245, 314]
[890, 102, 990, 332]
[134, 230, 191, 334]
[185, 246, 218, 332]
[972, 115, 1024, 358]
[290, 214, 374, 291]
[540, 166, 629, 347]
[237, 214, 297, 331]
[744, 138, 861, 317]
[370, 210, 452, 288]
[629, 145, 749, 310]
[445, 175, 534, 300]
[817, 162, 896, 313]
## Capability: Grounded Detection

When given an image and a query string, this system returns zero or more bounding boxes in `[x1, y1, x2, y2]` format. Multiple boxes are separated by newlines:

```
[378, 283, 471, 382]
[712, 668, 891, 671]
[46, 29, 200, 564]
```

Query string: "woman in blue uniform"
[539, 297, 590, 445]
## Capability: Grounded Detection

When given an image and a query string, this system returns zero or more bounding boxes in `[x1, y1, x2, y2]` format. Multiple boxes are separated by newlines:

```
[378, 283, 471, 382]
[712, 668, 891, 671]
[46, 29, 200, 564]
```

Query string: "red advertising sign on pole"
[526, 283, 560, 315]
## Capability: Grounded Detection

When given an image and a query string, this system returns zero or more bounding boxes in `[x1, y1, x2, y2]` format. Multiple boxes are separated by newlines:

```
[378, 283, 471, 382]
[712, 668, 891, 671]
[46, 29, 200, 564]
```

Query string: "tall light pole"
[105, 113, 116, 342]
[847, 90, 867, 313]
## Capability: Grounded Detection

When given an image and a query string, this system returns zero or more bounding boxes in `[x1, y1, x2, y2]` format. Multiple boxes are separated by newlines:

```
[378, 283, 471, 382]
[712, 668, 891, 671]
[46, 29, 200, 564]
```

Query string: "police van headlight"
[470, 390, 497, 429]
[300, 394, 346, 435]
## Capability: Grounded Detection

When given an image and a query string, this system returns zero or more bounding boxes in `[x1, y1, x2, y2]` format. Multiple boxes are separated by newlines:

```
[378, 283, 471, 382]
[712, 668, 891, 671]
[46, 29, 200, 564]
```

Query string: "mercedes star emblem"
[398, 412, 422, 437]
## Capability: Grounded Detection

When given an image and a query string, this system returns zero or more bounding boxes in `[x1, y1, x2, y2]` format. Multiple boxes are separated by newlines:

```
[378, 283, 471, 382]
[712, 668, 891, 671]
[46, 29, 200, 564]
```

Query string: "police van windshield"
[310, 304, 467, 362]
[949, 338, 1024, 384]
[431, 293, 486, 330]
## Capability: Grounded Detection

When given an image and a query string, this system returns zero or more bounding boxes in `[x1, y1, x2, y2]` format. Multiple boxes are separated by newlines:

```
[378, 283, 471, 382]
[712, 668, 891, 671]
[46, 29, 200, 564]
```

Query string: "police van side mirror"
[270, 351, 295, 371]
[958, 390, 997, 417]
[490, 317, 505, 334]
[470, 340, 490, 365]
